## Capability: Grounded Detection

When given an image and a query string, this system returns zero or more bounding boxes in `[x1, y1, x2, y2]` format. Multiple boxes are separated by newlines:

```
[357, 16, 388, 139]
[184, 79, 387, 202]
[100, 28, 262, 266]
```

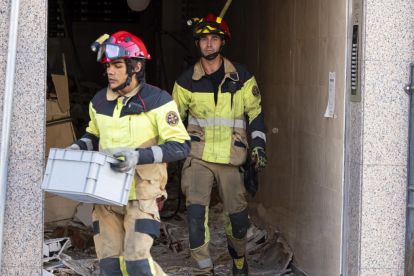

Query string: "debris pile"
[43, 202, 296, 275]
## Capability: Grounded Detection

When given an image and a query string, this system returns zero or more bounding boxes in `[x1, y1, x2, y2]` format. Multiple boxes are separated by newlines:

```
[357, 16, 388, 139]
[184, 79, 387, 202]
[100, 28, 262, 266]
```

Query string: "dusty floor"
[44, 163, 303, 275]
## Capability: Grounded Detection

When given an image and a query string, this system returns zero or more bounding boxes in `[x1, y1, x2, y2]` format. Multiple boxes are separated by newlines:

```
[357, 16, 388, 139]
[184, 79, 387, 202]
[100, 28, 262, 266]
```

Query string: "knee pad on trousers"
[126, 259, 154, 276]
[187, 204, 208, 249]
[135, 218, 160, 239]
[228, 208, 250, 239]
[100, 258, 123, 276]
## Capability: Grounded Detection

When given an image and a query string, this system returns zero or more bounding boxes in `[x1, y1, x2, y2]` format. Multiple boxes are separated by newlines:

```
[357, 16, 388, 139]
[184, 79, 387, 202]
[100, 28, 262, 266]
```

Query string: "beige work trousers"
[181, 157, 249, 275]
[92, 200, 166, 276]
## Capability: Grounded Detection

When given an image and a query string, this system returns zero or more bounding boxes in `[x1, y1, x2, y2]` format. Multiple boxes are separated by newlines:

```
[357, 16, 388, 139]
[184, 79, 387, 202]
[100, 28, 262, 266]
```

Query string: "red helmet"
[193, 14, 231, 40]
[98, 31, 151, 63]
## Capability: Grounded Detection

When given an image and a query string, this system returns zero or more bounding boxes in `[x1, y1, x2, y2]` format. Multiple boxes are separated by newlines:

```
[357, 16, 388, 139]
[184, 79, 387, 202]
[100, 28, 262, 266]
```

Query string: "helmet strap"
[198, 43, 223, 61]
[111, 59, 137, 92]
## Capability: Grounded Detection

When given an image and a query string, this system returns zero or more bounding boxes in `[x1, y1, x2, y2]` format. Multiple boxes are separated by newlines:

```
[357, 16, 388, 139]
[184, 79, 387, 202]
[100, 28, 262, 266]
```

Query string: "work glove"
[251, 147, 267, 172]
[65, 144, 80, 150]
[111, 150, 139, 173]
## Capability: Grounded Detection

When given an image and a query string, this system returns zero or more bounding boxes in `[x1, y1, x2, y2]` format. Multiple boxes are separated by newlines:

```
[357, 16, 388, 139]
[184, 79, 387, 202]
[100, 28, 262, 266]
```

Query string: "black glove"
[244, 153, 259, 197]
[251, 147, 267, 172]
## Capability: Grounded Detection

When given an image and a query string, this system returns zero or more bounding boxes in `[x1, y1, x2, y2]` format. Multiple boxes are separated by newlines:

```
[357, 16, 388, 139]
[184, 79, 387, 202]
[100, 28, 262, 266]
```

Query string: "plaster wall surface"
[0, 0, 46, 275]
[347, 0, 414, 275]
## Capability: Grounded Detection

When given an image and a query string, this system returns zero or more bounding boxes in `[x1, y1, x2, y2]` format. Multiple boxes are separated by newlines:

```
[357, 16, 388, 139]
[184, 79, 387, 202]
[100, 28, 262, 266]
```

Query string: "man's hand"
[66, 144, 80, 150]
[251, 147, 267, 172]
[111, 150, 140, 173]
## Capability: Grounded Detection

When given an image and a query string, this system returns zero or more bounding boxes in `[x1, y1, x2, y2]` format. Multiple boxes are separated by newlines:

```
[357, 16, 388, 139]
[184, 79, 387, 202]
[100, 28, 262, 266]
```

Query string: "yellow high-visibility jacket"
[172, 58, 266, 166]
[74, 81, 191, 200]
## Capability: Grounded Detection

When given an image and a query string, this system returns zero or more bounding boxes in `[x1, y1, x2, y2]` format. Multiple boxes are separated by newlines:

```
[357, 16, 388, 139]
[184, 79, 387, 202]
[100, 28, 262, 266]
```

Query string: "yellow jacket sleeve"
[137, 100, 191, 164]
[172, 82, 192, 121]
[243, 76, 266, 149]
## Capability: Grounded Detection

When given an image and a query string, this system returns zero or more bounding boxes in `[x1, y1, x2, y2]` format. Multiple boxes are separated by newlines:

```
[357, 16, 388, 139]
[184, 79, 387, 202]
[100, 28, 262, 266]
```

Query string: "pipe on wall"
[0, 0, 21, 272]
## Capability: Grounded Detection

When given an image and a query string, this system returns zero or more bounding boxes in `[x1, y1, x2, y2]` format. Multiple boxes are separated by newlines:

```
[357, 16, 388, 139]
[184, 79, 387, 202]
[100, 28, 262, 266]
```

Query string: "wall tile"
[9, 51, 46, 161]
[363, 122, 409, 166]
[323, 138, 343, 192]
[269, 127, 293, 175]
[244, 41, 260, 77]
[259, 0, 275, 43]
[318, 37, 328, 86]
[365, 0, 414, 62]
[347, 161, 362, 270]
[360, 268, 404, 276]
[349, 102, 364, 165]
[2, 160, 43, 268]
[293, 85, 327, 136]
[293, 130, 325, 185]
[319, 0, 329, 37]
[0, 0, 10, 51]
[293, 223, 324, 275]
[360, 165, 406, 269]
[258, 40, 275, 83]
[363, 61, 410, 140]
[295, 0, 320, 39]
[295, 178, 324, 234]
[327, 36, 346, 89]
[257, 163, 275, 209]
[294, 38, 320, 87]
[268, 84, 292, 130]
[327, 0, 347, 37]
[274, 0, 294, 40]
[16, 0, 47, 53]
[326, 86, 345, 140]
[322, 187, 342, 276]
[1, 267, 42, 276]
[271, 171, 294, 218]
[274, 39, 294, 85]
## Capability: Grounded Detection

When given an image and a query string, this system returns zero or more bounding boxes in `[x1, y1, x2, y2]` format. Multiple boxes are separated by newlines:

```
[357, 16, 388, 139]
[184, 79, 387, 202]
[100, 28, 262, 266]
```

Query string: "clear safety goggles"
[97, 43, 130, 62]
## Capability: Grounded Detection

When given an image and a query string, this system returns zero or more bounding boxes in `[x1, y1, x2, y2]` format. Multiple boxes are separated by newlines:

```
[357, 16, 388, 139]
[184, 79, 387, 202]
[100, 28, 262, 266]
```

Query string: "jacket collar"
[192, 57, 239, 82]
[106, 82, 142, 105]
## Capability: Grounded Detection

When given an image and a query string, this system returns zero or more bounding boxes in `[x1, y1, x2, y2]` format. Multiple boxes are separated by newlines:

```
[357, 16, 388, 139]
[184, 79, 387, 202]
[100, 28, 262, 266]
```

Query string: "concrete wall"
[346, 0, 414, 275]
[0, 0, 46, 274]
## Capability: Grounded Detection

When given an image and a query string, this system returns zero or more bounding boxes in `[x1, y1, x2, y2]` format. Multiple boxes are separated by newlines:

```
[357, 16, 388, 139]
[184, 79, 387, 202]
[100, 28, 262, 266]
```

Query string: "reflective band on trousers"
[151, 146, 163, 163]
[192, 258, 214, 269]
[80, 138, 94, 151]
[251, 131, 266, 142]
[189, 117, 246, 129]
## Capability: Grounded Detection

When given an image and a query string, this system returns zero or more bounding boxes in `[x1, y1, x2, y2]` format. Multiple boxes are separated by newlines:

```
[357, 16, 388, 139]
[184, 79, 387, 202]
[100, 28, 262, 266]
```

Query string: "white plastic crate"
[42, 148, 134, 206]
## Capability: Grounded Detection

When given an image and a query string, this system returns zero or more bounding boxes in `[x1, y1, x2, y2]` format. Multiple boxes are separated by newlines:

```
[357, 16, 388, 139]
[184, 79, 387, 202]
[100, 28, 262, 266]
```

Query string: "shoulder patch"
[166, 111, 179, 126]
[252, 85, 260, 97]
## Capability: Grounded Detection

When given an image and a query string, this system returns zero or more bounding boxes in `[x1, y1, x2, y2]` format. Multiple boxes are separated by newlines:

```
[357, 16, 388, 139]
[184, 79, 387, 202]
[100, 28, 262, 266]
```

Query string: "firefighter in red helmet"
[173, 14, 267, 276]
[67, 31, 190, 275]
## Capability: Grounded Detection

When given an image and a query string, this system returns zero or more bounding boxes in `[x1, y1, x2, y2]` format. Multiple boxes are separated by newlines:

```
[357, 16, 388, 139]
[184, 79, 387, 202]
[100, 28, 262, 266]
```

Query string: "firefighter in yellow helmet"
[172, 14, 267, 276]
[67, 31, 190, 276]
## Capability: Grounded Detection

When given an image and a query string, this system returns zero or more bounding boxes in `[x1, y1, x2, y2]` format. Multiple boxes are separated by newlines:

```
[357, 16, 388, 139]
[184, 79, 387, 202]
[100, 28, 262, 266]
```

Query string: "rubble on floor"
[156, 203, 295, 276]
[43, 202, 295, 275]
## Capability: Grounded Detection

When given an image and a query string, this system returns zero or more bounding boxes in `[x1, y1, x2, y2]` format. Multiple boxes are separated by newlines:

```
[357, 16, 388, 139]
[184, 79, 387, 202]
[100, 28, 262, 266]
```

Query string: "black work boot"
[232, 255, 248, 276]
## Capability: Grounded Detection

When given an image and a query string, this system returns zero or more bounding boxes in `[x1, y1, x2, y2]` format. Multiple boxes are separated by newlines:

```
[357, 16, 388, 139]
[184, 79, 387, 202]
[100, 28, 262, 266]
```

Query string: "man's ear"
[222, 39, 226, 46]
[195, 40, 199, 47]
[133, 61, 142, 73]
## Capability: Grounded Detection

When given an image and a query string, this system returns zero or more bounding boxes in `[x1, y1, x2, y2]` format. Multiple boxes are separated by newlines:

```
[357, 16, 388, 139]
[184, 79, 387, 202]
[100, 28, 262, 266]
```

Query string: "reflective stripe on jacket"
[74, 81, 191, 200]
[172, 58, 266, 166]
